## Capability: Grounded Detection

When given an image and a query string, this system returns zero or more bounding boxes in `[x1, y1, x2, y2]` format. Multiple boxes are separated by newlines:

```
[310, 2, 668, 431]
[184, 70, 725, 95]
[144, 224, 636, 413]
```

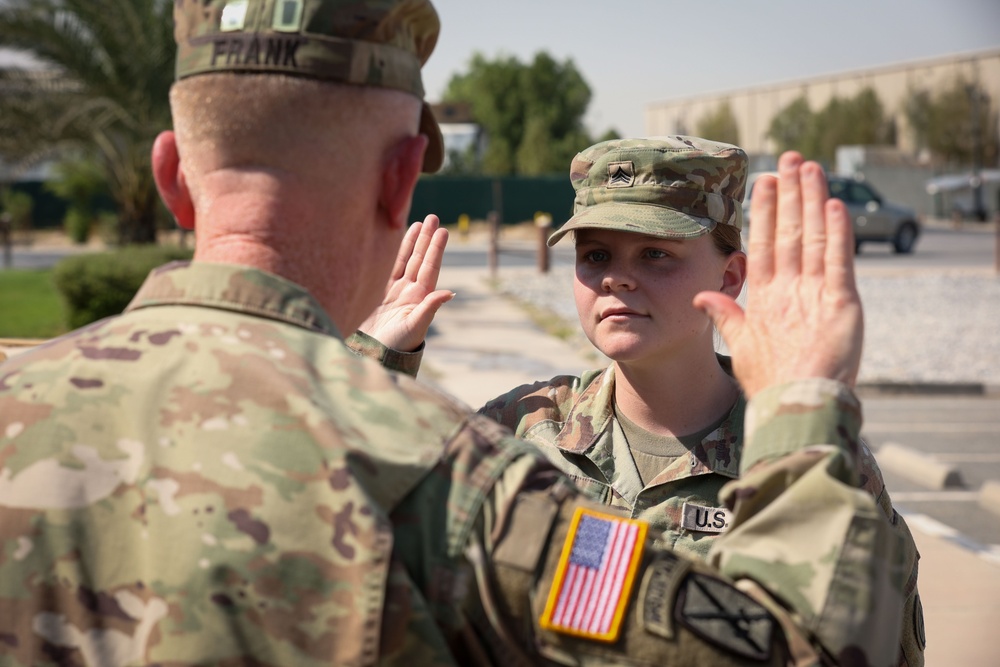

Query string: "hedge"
[53, 246, 193, 329]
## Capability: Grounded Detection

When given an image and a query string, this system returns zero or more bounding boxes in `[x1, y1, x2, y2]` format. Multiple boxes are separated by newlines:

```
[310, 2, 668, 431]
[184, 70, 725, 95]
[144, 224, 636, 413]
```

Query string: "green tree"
[46, 155, 107, 244]
[696, 102, 740, 145]
[0, 187, 33, 231]
[443, 51, 600, 175]
[905, 78, 998, 167]
[812, 88, 893, 163]
[767, 96, 813, 156]
[0, 0, 174, 245]
[768, 89, 893, 164]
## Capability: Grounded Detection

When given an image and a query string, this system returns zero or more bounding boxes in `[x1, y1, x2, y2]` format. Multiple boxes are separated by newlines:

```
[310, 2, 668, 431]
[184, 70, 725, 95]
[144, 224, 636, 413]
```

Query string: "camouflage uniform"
[1, 262, 904, 665]
[349, 344, 924, 667]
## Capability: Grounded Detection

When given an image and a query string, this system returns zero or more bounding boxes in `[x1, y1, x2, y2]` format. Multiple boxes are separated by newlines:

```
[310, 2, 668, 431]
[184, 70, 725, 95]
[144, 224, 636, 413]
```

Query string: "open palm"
[360, 214, 454, 352]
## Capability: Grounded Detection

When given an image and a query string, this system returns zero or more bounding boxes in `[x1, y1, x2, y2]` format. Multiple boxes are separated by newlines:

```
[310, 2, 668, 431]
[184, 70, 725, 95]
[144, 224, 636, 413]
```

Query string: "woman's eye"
[645, 249, 669, 259]
[582, 250, 609, 262]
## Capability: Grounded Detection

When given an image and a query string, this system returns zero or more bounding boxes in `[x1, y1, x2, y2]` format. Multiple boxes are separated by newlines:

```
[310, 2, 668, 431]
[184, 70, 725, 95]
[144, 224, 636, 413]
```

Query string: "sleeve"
[437, 379, 906, 667]
[344, 330, 423, 378]
[708, 379, 907, 667]
[856, 439, 924, 667]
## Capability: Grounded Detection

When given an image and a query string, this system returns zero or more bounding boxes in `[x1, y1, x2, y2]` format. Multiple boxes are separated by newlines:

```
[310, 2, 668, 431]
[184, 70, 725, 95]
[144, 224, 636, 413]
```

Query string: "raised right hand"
[359, 214, 454, 352]
[693, 152, 864, 397]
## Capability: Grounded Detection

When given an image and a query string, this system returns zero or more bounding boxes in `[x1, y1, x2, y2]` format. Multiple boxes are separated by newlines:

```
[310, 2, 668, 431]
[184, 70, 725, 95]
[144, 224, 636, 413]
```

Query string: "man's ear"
[378, 134, 428, 231]
[720, 250, 748, 298]
[152, 131, 195, 230]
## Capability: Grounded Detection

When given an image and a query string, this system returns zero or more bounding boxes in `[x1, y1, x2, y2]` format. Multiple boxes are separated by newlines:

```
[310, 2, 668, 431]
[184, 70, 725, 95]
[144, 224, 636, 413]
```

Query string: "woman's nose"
[601, 266, 635, 292]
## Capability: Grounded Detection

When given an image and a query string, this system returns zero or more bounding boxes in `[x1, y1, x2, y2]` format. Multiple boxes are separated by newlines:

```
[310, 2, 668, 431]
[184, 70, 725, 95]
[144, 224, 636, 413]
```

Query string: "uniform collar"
[553, 363, 746, 484]
[125, 261, 341, 338]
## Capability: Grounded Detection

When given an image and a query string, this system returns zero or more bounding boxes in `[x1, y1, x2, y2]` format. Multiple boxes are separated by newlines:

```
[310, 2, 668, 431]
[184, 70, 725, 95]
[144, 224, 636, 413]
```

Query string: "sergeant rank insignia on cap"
[540, 508, 647, 641]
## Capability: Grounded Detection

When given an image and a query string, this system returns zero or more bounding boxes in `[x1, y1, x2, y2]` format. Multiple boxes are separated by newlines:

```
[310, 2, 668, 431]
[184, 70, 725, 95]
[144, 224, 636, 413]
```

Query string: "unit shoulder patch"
[676, 572, 774, 661]
[638, 553, 691, 640]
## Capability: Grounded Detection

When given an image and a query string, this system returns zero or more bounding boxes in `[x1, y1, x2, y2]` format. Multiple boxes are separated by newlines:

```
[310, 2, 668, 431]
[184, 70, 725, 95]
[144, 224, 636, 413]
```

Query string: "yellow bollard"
[458, 213, 470, 240]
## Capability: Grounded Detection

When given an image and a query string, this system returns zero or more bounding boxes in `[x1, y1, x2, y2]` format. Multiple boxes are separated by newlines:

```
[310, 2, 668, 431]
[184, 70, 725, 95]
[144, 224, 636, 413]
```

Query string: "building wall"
[645, 48, 1000, 157]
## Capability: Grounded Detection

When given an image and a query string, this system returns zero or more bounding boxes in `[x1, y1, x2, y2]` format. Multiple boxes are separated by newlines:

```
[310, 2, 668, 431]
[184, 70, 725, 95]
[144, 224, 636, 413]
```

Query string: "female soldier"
[353, 140, 923, 666]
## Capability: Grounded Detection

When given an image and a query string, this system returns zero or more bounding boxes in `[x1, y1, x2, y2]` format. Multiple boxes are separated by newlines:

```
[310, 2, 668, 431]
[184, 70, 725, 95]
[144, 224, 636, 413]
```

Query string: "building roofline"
[648, 46, 1000, 108]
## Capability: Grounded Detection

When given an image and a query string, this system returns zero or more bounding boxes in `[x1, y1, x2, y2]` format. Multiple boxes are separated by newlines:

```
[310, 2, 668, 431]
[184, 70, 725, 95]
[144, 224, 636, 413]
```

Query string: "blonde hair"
[710, 223, 743, 256]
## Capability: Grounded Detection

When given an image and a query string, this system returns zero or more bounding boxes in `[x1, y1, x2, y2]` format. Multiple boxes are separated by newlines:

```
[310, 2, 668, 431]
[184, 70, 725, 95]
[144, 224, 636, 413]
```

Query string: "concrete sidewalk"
[420, 261, 1000, 667]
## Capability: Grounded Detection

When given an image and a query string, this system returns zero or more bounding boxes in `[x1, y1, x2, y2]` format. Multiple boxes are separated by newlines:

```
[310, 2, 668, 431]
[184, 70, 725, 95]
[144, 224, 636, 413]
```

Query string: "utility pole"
[1, 212, 11, 270]
[968, 84, 986, 222]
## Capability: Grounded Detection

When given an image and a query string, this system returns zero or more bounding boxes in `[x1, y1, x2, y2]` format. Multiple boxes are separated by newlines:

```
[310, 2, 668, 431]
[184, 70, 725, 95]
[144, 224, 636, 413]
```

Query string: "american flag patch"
[539, 507, 647, 641]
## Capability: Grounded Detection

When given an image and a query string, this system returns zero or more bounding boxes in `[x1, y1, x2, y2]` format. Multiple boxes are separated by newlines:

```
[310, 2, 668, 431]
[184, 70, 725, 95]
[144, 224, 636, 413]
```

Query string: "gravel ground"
[495, 267, 1000, 389]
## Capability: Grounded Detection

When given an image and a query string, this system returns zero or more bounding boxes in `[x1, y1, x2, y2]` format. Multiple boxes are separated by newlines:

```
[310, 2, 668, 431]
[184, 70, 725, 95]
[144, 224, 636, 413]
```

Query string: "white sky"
[422, 0, 1000, 138]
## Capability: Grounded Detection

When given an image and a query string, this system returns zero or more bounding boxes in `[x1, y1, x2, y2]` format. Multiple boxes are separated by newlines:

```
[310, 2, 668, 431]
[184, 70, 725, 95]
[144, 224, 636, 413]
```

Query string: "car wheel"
[893, 223, 918, 254]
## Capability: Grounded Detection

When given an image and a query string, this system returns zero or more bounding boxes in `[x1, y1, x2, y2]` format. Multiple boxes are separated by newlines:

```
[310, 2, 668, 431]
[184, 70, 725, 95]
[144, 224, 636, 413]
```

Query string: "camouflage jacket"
[351, 335, 924, 666]
[0, 262, 905, 666]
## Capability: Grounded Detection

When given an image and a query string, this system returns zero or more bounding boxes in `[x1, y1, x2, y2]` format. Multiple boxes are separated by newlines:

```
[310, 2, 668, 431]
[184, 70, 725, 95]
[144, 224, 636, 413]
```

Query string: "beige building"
[645, 48, 1000, 158]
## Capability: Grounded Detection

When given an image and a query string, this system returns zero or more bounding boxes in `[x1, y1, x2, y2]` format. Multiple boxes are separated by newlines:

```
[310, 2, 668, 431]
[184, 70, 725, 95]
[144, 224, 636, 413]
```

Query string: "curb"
[856, 381, 989, 397]
[979, 481, 1000, 519]
[876, 442, 965, 490]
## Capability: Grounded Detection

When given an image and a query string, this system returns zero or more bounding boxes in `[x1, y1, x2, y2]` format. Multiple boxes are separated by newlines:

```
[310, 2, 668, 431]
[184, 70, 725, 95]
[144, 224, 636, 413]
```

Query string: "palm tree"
[0, 0, 174, 244]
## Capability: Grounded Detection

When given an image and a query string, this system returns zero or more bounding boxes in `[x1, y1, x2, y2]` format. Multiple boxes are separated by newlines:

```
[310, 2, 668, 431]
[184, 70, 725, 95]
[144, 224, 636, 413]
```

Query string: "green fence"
[411, 174, 575, 225]
[9, 174, 578, 230]
[3, 181, 68, 229]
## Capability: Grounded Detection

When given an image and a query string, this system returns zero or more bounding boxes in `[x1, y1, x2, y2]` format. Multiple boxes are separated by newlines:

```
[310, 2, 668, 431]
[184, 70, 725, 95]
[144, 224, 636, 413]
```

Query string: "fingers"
[415, 225, 449, 290]
[392, 221, 423, 281]
[404, 214, 441, 281]
[774, 152, 805, 276]
[747, 174, 777, 283]
[824, 198, 857, 294]
[800, 162, 830, 279]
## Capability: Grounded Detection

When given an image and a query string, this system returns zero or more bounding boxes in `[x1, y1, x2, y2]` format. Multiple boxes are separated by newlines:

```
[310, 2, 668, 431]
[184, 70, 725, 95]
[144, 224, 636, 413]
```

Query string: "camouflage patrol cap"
[548, 136, 748, 246]
[173, 0, 444, 172]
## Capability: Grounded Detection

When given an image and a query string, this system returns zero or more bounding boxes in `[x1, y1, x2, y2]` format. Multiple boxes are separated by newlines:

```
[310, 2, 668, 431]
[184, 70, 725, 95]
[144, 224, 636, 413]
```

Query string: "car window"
[828, 179, 848, 201]
[848, 182, 877, 204]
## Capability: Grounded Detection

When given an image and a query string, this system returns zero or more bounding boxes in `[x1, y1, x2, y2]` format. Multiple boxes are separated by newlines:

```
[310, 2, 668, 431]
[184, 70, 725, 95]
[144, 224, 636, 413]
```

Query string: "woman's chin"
[595, 340, 650, 364]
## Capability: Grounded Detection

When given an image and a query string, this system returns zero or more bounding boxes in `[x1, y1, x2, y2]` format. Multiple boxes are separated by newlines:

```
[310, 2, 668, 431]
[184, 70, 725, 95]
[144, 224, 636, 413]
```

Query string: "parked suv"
[744, 173, 921, 254]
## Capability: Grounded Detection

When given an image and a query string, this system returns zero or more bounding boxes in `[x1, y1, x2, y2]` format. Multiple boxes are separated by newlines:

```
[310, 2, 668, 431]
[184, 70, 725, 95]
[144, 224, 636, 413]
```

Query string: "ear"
[720, 250, 747, 298]
[152, 131, 195, 230]
[378, 134, 428, 231]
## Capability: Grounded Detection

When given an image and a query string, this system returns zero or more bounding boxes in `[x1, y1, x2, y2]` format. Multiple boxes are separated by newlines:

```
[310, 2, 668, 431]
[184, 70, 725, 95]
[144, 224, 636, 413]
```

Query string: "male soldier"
[0, 1, 903, 665]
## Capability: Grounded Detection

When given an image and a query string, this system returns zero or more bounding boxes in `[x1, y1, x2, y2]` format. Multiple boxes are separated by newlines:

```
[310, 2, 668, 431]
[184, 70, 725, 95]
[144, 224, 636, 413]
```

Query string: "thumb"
[408, 290, 456, 329]
[693, 291, 745, 349]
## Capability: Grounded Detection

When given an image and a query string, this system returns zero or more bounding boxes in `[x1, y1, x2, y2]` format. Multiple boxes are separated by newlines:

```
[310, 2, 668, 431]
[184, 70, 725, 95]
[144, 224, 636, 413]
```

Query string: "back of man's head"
[158, 0, 445, 331]
[170, 0, 444, 174]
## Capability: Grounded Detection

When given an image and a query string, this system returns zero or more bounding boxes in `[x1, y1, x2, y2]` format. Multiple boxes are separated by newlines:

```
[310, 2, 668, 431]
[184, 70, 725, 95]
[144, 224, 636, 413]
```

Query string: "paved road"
[4, 219, 996, 273]
[862, 394, 1000, 552]
[855, 223, 998, 273]
[2, 245, 94, 271]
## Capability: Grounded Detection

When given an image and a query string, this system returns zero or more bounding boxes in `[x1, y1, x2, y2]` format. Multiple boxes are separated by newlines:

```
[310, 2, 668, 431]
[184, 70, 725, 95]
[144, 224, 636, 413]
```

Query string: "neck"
[191, 170, 380, 335]
[613, 344, 738, 437]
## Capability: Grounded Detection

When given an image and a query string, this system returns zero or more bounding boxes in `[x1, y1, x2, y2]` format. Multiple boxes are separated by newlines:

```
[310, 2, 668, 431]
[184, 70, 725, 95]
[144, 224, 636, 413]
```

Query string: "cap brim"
[420, 102, 444, 173]
[547, 202, 718, 246]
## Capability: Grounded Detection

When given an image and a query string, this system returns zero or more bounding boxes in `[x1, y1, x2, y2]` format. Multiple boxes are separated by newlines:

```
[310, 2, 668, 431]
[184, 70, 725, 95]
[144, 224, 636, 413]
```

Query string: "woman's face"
[573, 228, 744, 365]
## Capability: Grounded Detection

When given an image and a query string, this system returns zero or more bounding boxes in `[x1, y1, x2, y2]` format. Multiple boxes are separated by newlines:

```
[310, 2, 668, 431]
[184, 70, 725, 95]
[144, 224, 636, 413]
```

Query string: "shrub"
[53, 246, 193, 329]
[65, 208, 92, 245]
[1, 189, 34, 239]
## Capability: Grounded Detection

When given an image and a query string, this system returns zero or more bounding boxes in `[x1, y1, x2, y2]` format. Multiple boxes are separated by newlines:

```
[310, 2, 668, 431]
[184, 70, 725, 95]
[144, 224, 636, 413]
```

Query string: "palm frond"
[0, 0, 175, 243]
